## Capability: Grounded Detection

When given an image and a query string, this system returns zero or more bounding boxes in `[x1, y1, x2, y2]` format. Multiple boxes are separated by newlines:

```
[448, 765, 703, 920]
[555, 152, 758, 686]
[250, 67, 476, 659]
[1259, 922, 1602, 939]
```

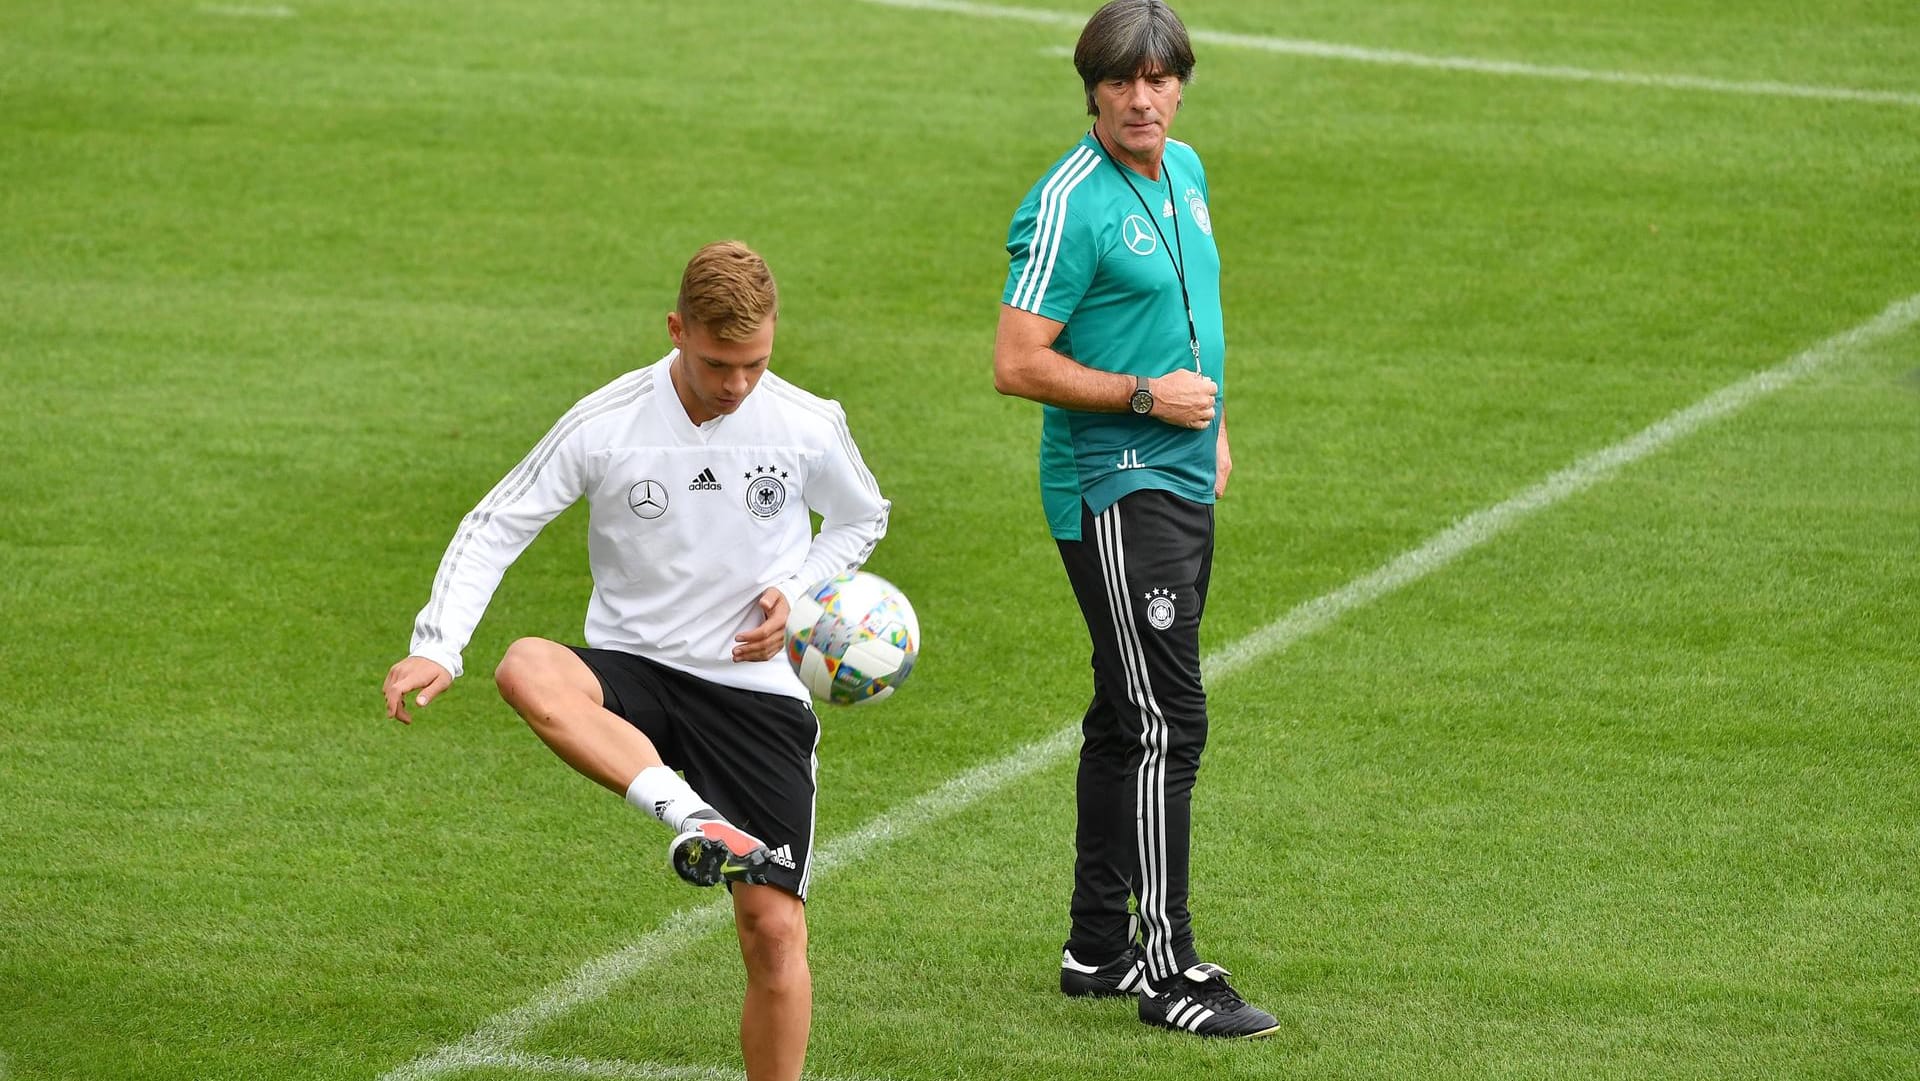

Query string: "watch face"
[1131, 389, 1154, 414]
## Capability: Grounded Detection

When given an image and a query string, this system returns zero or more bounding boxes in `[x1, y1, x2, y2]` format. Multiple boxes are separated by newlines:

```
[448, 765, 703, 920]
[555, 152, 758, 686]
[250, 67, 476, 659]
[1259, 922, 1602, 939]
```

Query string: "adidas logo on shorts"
[688, 468, 723, 491]
[766, 843, 796, 870]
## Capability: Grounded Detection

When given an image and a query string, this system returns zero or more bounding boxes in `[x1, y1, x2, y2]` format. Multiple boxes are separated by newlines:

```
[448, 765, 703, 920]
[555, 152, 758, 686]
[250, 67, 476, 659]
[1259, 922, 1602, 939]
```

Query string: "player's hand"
[1148, 369, 1218, 431]
[733, 588, 789, 663]
[383, 656, 452, 725]
[1215, 427, 1233, 498]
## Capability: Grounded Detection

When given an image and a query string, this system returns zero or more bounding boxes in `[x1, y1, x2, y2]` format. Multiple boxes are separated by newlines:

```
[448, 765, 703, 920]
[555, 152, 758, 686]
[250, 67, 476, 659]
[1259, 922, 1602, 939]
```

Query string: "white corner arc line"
[377, 291, 1920, 1081]
[852, 0, 1920, 109]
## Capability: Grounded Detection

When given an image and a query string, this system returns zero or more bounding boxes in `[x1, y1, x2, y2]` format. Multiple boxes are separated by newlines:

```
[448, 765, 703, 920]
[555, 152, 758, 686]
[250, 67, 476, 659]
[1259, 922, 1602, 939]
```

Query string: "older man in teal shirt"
[992, 0, 1277, 1042]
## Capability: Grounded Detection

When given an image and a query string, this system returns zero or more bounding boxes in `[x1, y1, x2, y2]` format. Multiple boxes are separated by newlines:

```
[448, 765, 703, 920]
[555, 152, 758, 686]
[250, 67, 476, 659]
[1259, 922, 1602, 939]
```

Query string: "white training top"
[408, 351, 890, 700]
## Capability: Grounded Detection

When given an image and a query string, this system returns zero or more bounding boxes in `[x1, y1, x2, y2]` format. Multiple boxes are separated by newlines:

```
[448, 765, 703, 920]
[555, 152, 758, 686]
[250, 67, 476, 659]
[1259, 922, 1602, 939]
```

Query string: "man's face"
[667, 312, 775, 424]
[1092, 67, 1182, 170]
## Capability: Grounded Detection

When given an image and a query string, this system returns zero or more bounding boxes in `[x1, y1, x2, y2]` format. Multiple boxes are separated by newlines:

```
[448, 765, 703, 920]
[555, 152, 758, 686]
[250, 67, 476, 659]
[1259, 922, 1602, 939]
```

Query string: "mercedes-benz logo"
[1123, 214, 1157, 256]
[627, 479, 667, 520]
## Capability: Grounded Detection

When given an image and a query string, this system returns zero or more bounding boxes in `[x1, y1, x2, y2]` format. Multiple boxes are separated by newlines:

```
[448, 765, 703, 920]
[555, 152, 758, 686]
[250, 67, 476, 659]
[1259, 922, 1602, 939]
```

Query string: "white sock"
[624, 766, 716, 834]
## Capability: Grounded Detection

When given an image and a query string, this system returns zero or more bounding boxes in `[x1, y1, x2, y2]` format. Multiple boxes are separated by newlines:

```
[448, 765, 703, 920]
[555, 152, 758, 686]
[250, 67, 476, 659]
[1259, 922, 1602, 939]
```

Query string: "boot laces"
[1187, 970, 1247, 1011]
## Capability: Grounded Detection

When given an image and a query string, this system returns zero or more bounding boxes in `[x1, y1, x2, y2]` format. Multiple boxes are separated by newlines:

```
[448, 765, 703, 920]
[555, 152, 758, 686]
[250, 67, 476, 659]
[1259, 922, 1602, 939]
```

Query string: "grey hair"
[1073, 0, 1195, 117]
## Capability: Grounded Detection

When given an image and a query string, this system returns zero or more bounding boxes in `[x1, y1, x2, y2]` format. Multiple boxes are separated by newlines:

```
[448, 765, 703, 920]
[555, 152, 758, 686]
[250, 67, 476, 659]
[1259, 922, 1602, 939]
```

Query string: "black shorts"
[570, 647, 820, 899]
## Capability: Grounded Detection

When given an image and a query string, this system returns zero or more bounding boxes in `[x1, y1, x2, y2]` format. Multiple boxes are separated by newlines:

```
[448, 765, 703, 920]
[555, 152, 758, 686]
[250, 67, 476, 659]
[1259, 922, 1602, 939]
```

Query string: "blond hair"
[676, 241, 778, 341]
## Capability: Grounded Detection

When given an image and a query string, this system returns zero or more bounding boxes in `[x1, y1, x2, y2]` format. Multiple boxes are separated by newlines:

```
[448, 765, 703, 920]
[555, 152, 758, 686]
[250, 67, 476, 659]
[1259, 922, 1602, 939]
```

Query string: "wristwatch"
[1129, 375, 1154, 415]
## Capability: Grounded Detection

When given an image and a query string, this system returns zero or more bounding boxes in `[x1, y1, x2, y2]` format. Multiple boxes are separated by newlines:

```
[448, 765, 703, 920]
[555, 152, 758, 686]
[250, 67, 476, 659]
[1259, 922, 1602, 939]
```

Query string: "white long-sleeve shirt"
[408, 351, 890, 700]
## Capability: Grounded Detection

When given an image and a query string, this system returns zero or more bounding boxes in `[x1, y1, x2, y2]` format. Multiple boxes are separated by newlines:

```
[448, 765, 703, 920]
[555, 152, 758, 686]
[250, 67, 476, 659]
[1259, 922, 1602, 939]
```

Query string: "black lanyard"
[1094, 130, 1201, 371]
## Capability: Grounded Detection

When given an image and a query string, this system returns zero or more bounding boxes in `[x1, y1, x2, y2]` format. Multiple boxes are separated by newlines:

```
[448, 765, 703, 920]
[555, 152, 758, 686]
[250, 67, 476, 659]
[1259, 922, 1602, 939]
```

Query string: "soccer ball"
[785, 570, 920, 706]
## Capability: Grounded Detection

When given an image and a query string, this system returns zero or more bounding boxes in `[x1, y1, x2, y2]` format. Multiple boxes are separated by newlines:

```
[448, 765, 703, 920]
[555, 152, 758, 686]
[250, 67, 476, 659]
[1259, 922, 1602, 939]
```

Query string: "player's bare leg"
[495, 637, 772, 886]
[494, 637, 662, 792]
[733, 883, 810, 1081]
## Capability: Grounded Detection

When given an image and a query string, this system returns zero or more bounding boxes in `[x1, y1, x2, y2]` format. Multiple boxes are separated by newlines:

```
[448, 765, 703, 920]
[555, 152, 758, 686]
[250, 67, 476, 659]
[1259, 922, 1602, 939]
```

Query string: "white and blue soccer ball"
[785, 570, 919, 706]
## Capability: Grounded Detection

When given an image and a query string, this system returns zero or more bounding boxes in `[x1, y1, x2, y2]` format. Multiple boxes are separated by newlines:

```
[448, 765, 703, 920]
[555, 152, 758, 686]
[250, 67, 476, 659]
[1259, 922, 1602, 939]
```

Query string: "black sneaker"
[1138, 963, 1279, 1038]
[1061, 943, 1147, 997]
[669, 819, 773, 887]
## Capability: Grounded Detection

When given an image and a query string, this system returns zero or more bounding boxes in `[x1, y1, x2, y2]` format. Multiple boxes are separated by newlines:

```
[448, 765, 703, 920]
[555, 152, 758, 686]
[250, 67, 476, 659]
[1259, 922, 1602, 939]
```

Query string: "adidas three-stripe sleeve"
[408, 376, 609, 679]
[1003, 145, 1101, 322]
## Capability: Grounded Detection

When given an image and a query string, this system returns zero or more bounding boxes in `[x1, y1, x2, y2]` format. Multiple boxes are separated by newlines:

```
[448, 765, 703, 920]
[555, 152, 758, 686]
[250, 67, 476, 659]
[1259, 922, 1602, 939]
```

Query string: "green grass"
[3, 1, 1916, 1079]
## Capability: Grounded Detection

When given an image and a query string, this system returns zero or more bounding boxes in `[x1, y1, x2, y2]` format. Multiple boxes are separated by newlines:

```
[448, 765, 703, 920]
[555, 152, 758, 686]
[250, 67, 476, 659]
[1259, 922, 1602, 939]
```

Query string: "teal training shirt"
[1002, 132, 1225, 541]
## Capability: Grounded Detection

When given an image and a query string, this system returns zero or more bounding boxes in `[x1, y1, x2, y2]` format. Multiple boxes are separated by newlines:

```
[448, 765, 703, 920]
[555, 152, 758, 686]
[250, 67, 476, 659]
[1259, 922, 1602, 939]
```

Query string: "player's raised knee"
[494, 637, 570, 707]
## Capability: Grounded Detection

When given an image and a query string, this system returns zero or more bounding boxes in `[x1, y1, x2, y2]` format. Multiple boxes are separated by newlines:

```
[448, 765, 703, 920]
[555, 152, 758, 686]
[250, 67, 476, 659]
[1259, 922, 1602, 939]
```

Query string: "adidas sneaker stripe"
[1165, 998, 1217, 1032]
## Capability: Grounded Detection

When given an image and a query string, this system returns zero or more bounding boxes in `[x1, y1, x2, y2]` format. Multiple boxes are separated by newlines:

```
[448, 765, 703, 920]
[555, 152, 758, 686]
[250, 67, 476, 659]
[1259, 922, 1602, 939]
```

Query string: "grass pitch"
[2, 2, 1916, 1079]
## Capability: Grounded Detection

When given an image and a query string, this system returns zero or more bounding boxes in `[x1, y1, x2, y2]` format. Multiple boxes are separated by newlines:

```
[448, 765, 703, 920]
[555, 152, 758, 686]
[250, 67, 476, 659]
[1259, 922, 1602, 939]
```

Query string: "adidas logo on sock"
[688, 468, 723, 491]
[766, 843, 796, 869]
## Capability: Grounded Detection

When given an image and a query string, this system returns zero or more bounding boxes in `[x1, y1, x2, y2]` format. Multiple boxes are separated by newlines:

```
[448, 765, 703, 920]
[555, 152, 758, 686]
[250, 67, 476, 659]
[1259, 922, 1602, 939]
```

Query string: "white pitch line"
[449, 1049, 899, 1081]
[1211, 292, 1920, 678]
[855, 0, 1920, 109]
[380, 904, 734, 1081]
[379, 291, 1920, 1081]
[381, 728, 1080, 1081]
[197, 4, 297, 16]
[427, 1050, 737, 1080]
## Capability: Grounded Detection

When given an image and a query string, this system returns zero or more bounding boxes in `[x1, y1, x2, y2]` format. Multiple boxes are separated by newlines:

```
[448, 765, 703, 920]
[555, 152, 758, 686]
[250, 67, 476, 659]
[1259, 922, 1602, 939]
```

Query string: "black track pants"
[1055, 488, 1214, 982]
